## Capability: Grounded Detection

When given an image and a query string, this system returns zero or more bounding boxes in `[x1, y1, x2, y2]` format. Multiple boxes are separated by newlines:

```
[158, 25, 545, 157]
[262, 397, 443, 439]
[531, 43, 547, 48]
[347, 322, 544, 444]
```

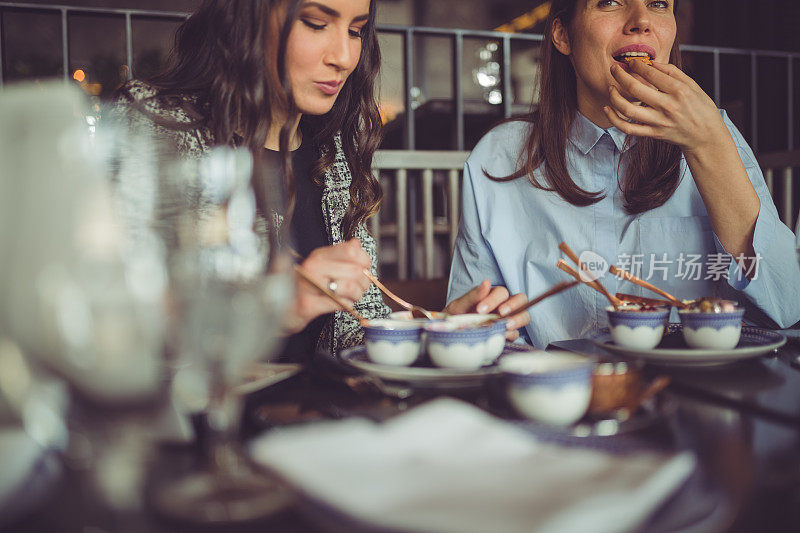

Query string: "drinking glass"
[152, 146, 293, 523]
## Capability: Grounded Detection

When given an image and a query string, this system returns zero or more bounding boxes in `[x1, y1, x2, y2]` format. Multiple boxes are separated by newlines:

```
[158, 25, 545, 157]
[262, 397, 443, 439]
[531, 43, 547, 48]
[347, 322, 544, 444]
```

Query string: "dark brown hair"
[148, 0, 382, 239]
[491, 0, 683, 214]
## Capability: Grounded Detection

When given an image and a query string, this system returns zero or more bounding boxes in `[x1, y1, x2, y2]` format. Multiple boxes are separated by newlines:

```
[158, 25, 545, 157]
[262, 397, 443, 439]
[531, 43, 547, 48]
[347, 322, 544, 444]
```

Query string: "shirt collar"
[568, 110, 636, 155]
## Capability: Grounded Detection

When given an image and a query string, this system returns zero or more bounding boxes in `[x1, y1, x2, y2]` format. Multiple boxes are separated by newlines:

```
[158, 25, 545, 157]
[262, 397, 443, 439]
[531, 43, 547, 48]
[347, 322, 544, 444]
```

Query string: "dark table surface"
[6, 334, 800, 533]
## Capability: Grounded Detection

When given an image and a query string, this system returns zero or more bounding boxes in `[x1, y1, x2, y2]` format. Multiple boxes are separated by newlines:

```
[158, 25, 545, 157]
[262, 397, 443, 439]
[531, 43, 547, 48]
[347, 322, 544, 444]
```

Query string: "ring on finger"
[328, 279, 339, 293]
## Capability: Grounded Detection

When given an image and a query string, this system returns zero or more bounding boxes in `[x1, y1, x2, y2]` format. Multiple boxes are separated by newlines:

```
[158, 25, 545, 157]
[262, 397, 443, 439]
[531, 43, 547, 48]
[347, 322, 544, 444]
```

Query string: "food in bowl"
[363, 319, 422, 366]
[681, 297, 738, 313]
[678, 299, 744, 349]
[606, 304, 670, 350]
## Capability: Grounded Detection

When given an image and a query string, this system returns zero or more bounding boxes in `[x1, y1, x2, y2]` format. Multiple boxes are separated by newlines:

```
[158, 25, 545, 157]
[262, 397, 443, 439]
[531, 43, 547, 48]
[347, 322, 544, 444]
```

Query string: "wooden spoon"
[558, 242, 622, 309]
[471, 280, 579, 328]
[362, 269, 438, 321]
[609, 265, 688, 309]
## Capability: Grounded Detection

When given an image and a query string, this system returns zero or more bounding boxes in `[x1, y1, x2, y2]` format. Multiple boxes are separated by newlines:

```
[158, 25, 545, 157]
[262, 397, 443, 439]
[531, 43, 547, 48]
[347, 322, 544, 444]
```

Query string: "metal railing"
[376, 24, 542, 151]
[373, 149, 798, 280]
[3, 1, 797, 153]
[0, 1, 188, 86]
[1, 1, 798, 277]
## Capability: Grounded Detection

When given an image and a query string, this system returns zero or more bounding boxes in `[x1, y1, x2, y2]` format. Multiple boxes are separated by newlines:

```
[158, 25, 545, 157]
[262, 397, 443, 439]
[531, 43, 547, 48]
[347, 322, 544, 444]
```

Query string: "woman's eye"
[301, 19, 326, 31]
[649, 0, 670, 8]
[597, 0, 621, 6]
[349, 27, 365, 39]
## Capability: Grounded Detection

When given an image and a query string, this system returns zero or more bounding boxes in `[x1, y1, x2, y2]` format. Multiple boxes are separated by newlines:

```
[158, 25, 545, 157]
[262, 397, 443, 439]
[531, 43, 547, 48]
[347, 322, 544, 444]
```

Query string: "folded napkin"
[251, 399, 695, 533]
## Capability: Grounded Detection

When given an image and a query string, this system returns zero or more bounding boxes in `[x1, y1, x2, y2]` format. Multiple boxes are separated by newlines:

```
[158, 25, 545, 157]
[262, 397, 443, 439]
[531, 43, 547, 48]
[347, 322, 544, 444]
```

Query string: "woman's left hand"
[604, 60, 727, 154]
[444, 279, 530, 341]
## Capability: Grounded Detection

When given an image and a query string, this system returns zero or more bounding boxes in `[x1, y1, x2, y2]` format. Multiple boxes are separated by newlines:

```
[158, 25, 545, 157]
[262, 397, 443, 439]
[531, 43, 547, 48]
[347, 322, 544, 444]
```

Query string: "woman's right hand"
[283, 239, 372, 334]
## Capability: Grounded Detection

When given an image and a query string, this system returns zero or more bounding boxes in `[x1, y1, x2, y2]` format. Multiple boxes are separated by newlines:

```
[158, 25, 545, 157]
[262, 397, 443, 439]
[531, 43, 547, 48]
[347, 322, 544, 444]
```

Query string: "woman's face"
[553, 0, 676, 122]
[285, 0, 370, 115]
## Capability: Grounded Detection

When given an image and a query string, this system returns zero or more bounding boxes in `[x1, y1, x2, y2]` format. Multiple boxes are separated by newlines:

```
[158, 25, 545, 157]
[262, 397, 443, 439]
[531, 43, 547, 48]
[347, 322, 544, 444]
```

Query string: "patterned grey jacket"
[110, 80, 390, 355]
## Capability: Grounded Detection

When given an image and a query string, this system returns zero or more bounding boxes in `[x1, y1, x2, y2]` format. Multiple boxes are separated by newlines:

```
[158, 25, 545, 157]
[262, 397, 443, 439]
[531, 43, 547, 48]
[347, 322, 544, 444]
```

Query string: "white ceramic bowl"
[425, 322, 489, 370]
[363, 319, 422, 366]
[499, 351, 593, 426]
[678, 308, 745, 349]
[444, 314, 508, 364]
[388, 310, 446, 356]
[605, 306, 670, 350]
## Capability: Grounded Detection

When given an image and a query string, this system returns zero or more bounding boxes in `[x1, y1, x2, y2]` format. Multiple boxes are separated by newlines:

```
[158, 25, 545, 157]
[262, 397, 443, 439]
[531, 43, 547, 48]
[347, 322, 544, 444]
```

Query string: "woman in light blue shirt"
[447, 0, 800, 348]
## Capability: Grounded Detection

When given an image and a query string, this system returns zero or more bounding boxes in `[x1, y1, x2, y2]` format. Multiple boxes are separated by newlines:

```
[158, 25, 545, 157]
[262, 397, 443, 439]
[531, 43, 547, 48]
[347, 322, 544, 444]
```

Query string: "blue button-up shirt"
[447, 110, 800, 348]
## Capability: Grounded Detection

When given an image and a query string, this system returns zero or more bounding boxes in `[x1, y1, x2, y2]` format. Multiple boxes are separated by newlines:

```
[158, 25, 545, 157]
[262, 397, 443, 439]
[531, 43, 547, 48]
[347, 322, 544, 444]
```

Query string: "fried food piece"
[623, 55, 654, 66]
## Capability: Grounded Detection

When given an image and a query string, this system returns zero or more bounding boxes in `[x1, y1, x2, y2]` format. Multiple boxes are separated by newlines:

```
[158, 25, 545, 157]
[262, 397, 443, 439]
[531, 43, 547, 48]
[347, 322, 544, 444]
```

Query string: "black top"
[266, 136, 330, 359]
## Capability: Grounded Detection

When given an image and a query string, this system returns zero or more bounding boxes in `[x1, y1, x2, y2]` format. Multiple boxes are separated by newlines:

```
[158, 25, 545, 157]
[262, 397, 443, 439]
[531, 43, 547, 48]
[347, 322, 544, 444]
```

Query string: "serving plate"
[591, 324, 786, 367]
[339, 343, 539, 389]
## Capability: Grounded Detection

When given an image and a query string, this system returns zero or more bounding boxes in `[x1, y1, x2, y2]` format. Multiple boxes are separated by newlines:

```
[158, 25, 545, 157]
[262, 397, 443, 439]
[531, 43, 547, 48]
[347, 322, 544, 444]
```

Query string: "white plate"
[339, 344, 539, 388]
[591, 325, 786, 367]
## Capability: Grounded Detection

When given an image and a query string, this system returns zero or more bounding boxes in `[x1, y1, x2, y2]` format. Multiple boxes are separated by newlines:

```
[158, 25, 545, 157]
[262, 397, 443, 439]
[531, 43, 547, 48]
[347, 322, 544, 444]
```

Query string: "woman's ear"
[551, 19, 571, 56]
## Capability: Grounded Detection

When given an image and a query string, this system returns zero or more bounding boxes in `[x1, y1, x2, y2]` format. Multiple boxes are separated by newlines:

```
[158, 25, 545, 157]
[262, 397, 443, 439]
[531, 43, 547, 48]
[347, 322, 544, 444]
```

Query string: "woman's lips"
[314, 81, 342, 96]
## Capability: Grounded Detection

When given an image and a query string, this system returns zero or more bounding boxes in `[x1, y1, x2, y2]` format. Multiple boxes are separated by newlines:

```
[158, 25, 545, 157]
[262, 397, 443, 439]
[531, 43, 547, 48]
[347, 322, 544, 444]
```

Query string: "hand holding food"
[603, 58, 729, 153]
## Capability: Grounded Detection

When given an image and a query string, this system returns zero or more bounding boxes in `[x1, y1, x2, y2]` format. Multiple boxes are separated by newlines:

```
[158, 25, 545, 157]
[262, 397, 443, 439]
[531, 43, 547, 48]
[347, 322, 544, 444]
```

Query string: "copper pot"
[589, 360, 644, 415]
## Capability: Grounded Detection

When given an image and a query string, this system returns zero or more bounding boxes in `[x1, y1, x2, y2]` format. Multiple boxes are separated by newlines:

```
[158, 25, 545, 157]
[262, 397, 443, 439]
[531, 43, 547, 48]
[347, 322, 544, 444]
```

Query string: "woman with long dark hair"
[113, 0, 531, 356]
[112, 0, 385, 357]
[447, 0, 800, 348]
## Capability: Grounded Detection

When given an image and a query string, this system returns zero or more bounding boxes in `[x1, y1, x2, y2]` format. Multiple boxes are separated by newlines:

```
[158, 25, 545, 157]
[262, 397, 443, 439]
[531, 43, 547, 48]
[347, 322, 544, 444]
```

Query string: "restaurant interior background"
[2, 0, 800, 290]
[2, 2, 800, 532]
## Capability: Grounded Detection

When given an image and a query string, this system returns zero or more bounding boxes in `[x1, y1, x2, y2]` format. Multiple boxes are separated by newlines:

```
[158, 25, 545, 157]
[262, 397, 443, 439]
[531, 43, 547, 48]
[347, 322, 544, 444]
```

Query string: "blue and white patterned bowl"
[499, 351, 594, 426]
[444, 314, 508, 364]
[678, 308, 745, 349]
[388, 310, 446, 355]
[425, 322, 490, 370]
[363, 319, 423, 366]
[606, 306, 670, 350]
[483, 319, 509, 364]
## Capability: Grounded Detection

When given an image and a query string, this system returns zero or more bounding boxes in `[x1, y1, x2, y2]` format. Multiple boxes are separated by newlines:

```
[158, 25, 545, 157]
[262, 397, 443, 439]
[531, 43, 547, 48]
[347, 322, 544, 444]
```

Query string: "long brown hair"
[491, 0, 683, 214]
[148, 0, 383, 239]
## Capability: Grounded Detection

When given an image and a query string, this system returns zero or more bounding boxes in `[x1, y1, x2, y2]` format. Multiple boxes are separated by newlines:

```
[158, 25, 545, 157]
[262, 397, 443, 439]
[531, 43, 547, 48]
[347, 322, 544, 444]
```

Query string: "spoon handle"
[472, 280, 580, 328]
[609, 265, 687, 308]
[557, 260, 620, 307]
[362, 269, 413, 310]
[558, 242, 622, 308]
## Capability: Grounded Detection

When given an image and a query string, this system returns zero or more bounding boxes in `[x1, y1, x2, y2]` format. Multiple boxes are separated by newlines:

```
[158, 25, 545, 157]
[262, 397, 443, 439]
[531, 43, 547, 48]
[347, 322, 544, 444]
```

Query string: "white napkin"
[251, 399, 695, 533]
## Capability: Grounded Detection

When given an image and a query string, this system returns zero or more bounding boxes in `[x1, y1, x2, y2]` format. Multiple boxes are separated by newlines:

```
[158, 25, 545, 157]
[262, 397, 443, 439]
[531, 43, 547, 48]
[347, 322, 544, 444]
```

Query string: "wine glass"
[152, 146, 293, 524]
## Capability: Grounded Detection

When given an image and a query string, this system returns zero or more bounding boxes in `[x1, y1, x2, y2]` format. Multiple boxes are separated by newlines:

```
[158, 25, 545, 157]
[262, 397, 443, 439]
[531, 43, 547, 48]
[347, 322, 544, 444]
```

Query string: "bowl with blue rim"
[363, 319, 423, 366]
[499, 351, 594, 426]
[606, 303, 670, 350]
[424, 321, 492, 370]
[444, 313, 509, 365]
[678, 298, 744, 349]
